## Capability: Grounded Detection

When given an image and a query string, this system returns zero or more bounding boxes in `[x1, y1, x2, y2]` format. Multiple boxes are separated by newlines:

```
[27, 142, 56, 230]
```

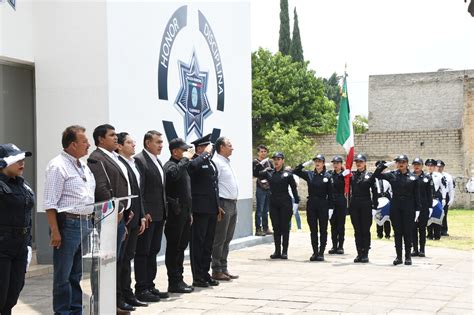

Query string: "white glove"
[260, 158, 269, 165]
[384, 161, 396, 168]
[448, 199, 454, 207]
[328, 209, 334, 220]
[342, 169, 351, 176]
[371, 209, 377, 217]
[442, 199, 446, 207]
[302, 160, 314, 167]
[414, 211, 420, 222]
[27, 246, 32, 271]
[428, 208, 433, 217]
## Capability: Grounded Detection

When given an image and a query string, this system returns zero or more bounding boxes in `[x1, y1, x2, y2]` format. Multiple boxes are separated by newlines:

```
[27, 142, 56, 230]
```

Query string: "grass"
[259, 209, 474, 251]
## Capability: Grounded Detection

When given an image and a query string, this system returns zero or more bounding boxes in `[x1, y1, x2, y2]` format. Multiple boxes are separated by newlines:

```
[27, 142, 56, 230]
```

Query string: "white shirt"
[43, 151, 96, 215]
[99, 147, 131, 209]
[144, 149, 164, 184]
[126, 157, 141, 188]
[441, 172, 455, 204]
[213, 153, 239, 200]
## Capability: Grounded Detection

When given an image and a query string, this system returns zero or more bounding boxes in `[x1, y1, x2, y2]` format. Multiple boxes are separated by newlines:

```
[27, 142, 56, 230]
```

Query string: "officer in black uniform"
[188, 134, 221, 288]
[425, 159, 443, 240]
[374, 160, 392, 239]
[164, 138, 194, 293]
[375, 155, 421, 266]
[257, 152, 299, 259]
[294, 154, 334, 261]
[411, 157, 432, 257]
[348, 154, 377, 263]
[0, 143, 34, 315]
[327, 156, 347, 255]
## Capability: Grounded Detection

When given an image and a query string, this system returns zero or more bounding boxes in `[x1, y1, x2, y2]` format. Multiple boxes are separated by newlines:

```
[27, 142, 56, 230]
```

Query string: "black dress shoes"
[418, 251, 425, 257]
[336, 248, 344, 254]
[192, 279, 210, 288]
[168, 283, 194, 293]
[135, 290, 160, 303]
[124, 296, 148, 307]
[280, 252, 288, 259]
[310, 254, 317, 261]
[208, 279, 219, 286]
[404, 257, 412, 265]
[393, 257, 403, 265]
[328, 248, 337, 254]
[270, 251, 281, 259]
[411, 250, 419, 256]
[117, 300, 136, 312]
[149, 288, 169, 299]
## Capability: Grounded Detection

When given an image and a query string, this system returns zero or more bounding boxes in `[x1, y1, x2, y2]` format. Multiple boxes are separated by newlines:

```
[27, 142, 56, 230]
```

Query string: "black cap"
[272, 152, 285, 159]
[394, 154, 409, 162]
[436, 160, 445, 167]
[425, 158, 436, 166]
[312, 154, 325, 162]
[354, 153, 367, 162]
[375, 160, 386, 167]
[191, 134, 212, 146]
[412, 157, 423, 165]
[331, 155, 343, 163]
[169, 138, 192, 151]
[0, 143, 32, 168]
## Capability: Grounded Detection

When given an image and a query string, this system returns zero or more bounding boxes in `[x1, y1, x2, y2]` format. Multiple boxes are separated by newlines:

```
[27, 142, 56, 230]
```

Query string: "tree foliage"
[278, 0, 291, 55]
[264, 123, 315, 168]
[252, 48, 337, 141]
[289, 8, 304, 63]
[323, 72, 342, 112]
[353, 115, 369, 134]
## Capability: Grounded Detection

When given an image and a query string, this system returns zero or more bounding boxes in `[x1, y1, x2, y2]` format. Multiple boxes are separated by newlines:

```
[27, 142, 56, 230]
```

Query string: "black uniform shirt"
[376, 170, 422, 212]
[164, 156, 192, 211]
[258, 167, 299, 202]
[294, 166, 334, 208]
[350, 170, 378, 208]
[416, 171, 434, 210]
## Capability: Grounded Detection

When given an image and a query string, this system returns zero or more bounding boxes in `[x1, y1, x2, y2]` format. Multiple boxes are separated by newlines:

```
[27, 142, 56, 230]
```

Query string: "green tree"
[353, 115, 369, 134]
[278, 0, 291, 55]
[323, 72, 341, 112]
[252, 48, 337, 141]
[264, 122, 315, 168]
[289, 8, 304, 63]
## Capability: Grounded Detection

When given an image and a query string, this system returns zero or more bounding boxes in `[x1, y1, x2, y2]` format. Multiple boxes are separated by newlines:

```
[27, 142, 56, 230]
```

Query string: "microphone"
[88, 158, 113, 198]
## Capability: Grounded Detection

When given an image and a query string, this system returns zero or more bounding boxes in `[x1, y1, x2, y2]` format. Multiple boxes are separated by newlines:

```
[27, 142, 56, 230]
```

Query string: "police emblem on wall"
[157, 5, 224, 142]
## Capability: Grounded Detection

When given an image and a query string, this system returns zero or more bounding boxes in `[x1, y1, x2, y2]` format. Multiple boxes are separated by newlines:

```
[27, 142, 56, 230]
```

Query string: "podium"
[59, 196, 136, 315]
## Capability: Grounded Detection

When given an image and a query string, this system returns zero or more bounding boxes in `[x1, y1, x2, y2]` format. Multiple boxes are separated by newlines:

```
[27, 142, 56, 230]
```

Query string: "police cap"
[354, 153, 367, 162]
[412, 157, 423, 165]
[425, 158, 436, 166]
[272, 152, 285, 159]
[331, 155, 343, 163]
[436, 160, 445, 167]
[169, 138, 192, 151]
[394, 154, 409, 162]
[0, 143, 32, 169]
[312, 154, 325, 162]
[191, 134, 212, 147]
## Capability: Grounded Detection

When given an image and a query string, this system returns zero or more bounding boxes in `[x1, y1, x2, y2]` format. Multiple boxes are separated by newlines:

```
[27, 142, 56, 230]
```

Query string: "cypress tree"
[278, 0, 291, 55]
[289, 7, 304, 63]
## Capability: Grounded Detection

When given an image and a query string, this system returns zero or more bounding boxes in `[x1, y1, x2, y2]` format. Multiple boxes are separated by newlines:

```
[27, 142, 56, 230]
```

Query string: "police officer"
[374, 160, 392, 240]
[375, 155, 421, 265]
[328, 156, 346, 254]
[188, 134, 221, 288]
[294, 154, 334, 261]
[437, 160, 455, 237]
[346, 154, 377, 263]
[0, 144, 34, 315]
[257, 152, 299, 259]
[411, 157, 432, 257]
[425, 159, 443, 240]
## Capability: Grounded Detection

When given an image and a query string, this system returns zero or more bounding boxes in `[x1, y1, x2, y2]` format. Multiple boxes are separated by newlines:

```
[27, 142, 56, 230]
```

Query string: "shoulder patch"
[283, 172, 289, 177]
[410, 176, 416, 181]
[423, 178, 429, 183]
[323, 177, 328, 183]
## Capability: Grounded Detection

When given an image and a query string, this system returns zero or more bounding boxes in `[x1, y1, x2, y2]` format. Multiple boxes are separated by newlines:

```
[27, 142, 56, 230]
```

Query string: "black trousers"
[269, 196, 292, 252]
[190, 213, 216, 282]
[413, 209, 429, 252]
[134, 220, 164, 293]
[390, 198, 414, 257]
[427, 223, 441, 239]
[376, 221, 391, 238]
[349, 198, 372, 255]
[307, 197, 329, 253]
[330, 199, 346, 250]
[0, 233, 28, 315]
[165, 208, 191, 286]
[119, 225, 139, 300]
[442, 197, 450, 234]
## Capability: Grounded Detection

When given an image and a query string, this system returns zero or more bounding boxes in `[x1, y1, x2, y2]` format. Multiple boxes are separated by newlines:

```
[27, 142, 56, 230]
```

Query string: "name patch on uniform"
[283, 173, 289, 177]
[323, 178, 328, 183]
[202, 165, 209, 169]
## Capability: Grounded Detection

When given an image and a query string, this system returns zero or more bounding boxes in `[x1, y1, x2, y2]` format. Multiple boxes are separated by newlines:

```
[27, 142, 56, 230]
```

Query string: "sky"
[250, 0, 474, 116]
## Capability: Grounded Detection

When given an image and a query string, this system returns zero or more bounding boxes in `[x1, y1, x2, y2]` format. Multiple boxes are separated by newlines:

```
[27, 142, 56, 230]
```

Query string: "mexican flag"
[335, 74, 354, 195]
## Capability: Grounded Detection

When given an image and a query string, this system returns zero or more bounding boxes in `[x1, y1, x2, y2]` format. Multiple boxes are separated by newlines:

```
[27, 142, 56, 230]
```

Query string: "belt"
[219, 197, 237, 202]
[63, 212, 91, 219]
[0, 225, 31, 235]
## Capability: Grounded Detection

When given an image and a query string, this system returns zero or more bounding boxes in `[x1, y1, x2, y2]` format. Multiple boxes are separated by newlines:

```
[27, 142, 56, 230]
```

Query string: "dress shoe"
[149, 288, 169, 299]
[207, 279, 219, 286]
[280, 252, 288, 259]
[117, 300, 136, 312]
[353, 255, 361, 263]
[264, 228, 273, 235]
[310, 254, 317, 261]
[192, 279, 210, 288]
[168, 283, 194, 294]
[212, 272, 231, 281]
[411, 250, 419, 256]
[360, 256, 369, 263]
[135, 290, 160, 303]
[328, 248, 337, 254]
[124, 296, 148, 307]
[404, 257, 412, 265]
[315, 254, 324, 261]
[270, 251, 281, 259]
[393, 257, 403, 265]
[255, 228, 264, 236]
[336, 248, 344, 254]
[223, 271, 239, 279]
[418, 251, 425, 257]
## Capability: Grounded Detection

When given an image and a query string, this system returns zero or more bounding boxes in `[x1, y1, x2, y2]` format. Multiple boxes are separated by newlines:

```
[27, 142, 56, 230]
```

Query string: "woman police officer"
[327, 156, 347, 255]
[256, 152, 299, 259]
[0, 143, 34, 315]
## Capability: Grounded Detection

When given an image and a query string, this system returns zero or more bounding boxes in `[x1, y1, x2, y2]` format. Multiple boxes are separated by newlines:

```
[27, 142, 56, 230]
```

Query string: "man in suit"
[87, 124, 135, 313]
[164, 138, 194, 294]
[116, 132, 148, 308]
[188, 134, 222, 288]
[134, 130, 169, 302]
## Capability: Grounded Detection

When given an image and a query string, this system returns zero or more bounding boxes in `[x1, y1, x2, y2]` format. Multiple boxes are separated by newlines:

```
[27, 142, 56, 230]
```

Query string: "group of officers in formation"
[0, 125, 240, 314]
[252, 145, 455, 266]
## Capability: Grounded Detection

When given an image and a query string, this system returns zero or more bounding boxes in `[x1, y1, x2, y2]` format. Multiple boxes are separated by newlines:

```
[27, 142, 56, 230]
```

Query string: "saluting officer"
[328, 156, 347, 255]
[0, 144, 34, 315]
[411, 157, 432, 257]
[257, 152, 299, 259]
[425, 159, 443, 240]
[294, 154, 334, 261]
[375, 155, 421, 266]
[347, 153, 378, 263]
[437, 160, 455, 237]
[374, 160, 392, 240]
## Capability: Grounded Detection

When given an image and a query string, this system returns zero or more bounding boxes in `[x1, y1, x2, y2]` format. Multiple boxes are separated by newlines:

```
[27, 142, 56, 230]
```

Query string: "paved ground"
[16, 232, 473, 314]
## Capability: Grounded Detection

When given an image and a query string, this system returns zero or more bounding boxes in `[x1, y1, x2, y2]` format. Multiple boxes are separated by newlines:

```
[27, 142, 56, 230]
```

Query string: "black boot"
[270, 241, 281, 259]
[353, 249, 362, 263]
[336, 247, 344, 254]
[411, 249, 419, 256]
[393, 247, 403, 265]
[405, 250, 412, 265]
[328, 247, 337, 254]
[316, 247, 325, 261]
[281, 244, 288, 260]
[360, 249, 369, 263]
[281, 234, 289, 259]
[419, 245, 425, 257]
